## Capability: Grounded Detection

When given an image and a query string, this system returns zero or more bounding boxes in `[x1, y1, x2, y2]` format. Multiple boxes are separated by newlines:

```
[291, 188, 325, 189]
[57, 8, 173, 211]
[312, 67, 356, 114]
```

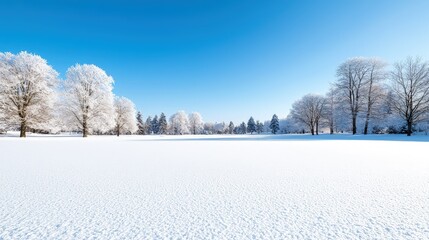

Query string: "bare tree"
[390, 57, 429, 136]
[290, 94, 325, 135]
[0, 51, 58, 137]
[363, 59, 387, 134]
[336, 57, 371, 134]
[324, 88, 336, 134]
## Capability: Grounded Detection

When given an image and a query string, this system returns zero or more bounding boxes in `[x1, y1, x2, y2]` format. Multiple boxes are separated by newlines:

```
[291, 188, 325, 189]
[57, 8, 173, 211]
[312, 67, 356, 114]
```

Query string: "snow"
[1, 134, 429, 239]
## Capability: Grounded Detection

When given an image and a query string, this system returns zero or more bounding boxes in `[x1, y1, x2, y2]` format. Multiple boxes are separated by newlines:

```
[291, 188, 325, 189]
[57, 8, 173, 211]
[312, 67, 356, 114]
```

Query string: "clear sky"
[1, 0, 429, 123]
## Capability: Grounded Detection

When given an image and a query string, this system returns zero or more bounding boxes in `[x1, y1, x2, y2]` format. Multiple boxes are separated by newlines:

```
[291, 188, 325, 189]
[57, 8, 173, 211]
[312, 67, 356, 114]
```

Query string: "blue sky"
[1, 0, 429, 123]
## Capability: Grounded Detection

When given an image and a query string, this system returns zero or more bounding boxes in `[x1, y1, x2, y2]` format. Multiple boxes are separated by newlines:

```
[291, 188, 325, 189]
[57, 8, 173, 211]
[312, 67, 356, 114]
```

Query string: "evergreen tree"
[256, 120, 264, 134]
[158, 113, 168, 134]
[145, 116, 152, 135]
[233, 126, 240, 134]
[136, 111, 145, 135]
[240, 122, 247, 134]
[151, 115, 159, 134]
[247, 117, 256, 134]
[228, 121, 234, 134]
[270, 114, 280, 134]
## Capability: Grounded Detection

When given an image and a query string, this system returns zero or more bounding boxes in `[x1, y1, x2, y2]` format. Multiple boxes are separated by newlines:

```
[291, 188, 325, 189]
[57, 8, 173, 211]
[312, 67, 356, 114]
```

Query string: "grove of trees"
[286, 56, 429, 136]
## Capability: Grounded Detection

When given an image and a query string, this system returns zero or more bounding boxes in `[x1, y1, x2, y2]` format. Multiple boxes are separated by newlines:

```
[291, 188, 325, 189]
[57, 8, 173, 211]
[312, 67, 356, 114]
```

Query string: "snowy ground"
[1, 134, 429, 239]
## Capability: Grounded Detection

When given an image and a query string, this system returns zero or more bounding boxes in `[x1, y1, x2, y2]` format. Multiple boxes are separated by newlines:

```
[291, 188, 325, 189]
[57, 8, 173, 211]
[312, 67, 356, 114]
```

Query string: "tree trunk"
[316, 121, 319, 135]
[117, 126, 120, 137]
[363, 113, 370, 135]
[407, 120, 412, 136]
[82, 118, 88, 138]
[352, 114, 357, 135]
[20, 121, 26, 138]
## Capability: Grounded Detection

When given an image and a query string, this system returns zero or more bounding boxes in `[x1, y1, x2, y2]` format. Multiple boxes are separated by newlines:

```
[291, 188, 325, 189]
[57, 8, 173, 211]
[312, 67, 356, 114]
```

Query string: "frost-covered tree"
[270, 114, 280, 134]
[144, 116, 152, 135]
[247, 116, 256, 134]
[169, 110, 190, 135]
[214, 122, 228, 134]
[189, 112, 204, 134]
[233, 126, 240, 134]
[282, 115, 303, 134]
[290, 94, 325, 135]
[0, 51, 58, 137]
[390, 57, 429, 136]
[363, 59, 387, 134]
[136, 111, 144, 135]
[204, 122, 215, 134]
[62, 64, 115, 137]
[263, 120, 271, 133]
[324, 88, 337, 134]
[158, 113, 168, 134]
[151, 115, 159, 134]
[228, 121, 234, 134]
[239, 122, 247, 134]
[114, 96, 137, 136]
[336, 57, 372, 134]
[256, 120, 264, 134]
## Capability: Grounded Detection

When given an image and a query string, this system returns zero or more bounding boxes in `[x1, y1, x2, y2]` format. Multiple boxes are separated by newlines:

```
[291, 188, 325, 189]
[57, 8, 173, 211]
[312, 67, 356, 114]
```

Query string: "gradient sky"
[1, 0, 429, 123]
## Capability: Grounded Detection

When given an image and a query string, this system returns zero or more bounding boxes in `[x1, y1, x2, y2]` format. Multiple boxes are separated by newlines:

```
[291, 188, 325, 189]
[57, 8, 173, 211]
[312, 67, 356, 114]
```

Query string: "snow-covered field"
[1, 134, 429, 239]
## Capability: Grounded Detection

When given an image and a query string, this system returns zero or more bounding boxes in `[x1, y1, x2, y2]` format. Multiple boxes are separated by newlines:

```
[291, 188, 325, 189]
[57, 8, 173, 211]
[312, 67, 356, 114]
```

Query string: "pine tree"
[270, 114, 280, 134]
[256, 120, 264, 134]
[240, 122, 247, 134]
[233, 126, 240, 134]
[151, 115, 159, 134]
[145, 116, 152, 135]
[136, 111, 145, 135]
[247, 117, 256, 134]
[158, 113, 168, 134]
[228, 121, 234, 134]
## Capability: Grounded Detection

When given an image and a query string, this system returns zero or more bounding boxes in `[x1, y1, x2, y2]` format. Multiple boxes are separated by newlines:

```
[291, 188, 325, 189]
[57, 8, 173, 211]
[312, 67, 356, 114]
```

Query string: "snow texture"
[0, 134, 428, 239]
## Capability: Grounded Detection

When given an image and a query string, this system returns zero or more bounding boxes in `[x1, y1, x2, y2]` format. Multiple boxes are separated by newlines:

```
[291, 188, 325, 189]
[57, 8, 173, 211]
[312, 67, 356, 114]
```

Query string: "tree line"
[135, 111, 281, 135]
[0, 51, 277, 137]
[1, 52, 428, 137]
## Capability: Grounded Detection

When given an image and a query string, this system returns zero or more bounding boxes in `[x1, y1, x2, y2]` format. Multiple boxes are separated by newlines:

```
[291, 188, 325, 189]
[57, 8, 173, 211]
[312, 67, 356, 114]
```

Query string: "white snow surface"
[1, 134, 429, 239]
